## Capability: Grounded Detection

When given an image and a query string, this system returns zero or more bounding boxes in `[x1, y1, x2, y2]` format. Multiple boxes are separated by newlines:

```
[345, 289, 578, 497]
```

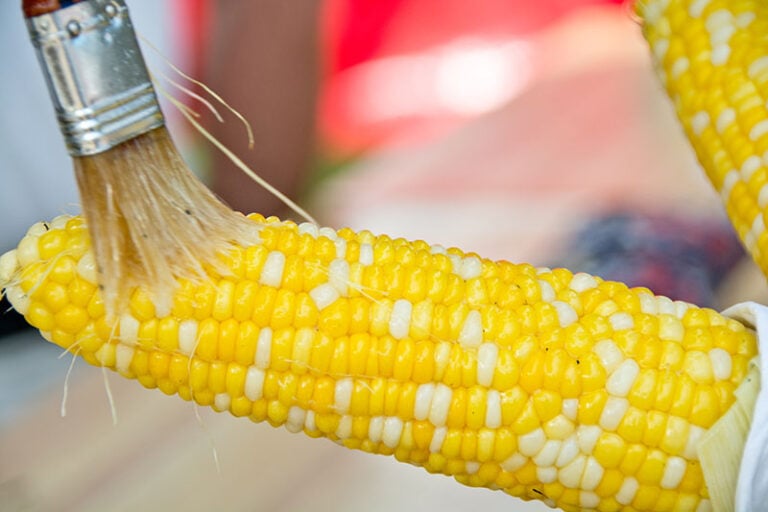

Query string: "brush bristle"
[74, 127, 260, 315]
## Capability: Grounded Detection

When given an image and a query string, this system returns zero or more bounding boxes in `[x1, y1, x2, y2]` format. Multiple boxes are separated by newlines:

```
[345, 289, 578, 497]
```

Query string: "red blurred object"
[319, 0, 627, 153]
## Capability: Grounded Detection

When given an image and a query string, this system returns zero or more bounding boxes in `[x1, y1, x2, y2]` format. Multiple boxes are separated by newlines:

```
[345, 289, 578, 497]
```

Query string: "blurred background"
[1, 0, 765, 511]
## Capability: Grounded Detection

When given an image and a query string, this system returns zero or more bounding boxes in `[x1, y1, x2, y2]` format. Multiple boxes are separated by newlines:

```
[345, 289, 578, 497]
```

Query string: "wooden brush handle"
[22, 0, 84, 17]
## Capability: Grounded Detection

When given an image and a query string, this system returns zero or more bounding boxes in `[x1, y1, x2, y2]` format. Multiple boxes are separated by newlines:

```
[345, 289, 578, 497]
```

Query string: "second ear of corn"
[638, 0, 768, 277]
[0, 214, 757, 512]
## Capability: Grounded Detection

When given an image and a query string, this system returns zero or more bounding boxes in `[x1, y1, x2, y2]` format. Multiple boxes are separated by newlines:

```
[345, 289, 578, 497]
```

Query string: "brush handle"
[24, 0, 164, 156]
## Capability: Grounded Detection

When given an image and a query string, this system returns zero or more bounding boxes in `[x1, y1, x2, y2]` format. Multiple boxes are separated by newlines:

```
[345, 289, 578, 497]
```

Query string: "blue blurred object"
[551, 211, 745, 308]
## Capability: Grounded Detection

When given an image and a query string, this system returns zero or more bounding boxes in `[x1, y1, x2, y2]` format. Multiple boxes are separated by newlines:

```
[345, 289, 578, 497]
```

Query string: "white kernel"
[359, 243, 374, 265]
[115, 344, 135, 374]
[749, 214, 766, 249]
[556, 436, 580, 467]
[304, 410, 317, 432]
[119, 314, 140, 346]
[691, 111, 710, 135]
[16, 236, 40, 267]
[318, 227, 337, 240]
[696, 498, 714, 512]
[616, 477, 639, 505]
[458, 310, 483, 348]
[334, 378, 354, 414]
[581, 456, 604, 491]
[558, 454, 586, 488]
[26, 221, 49, 237]
[501, 453, 527, 472]
[333, 414, 351, 439]
[178, 319, 198, 355]
[329, 258, 350, 295]
[429, 384, 453, 427]
[674, 300, 692, 317]
[661, 456, 687, 489]
[750, 120, 768, 142]
[213, 393, 231, 412]
[705, 9, 733, 32]
[749, 56, 768, 79]
[720, 170, 740, 201]
[334, 238, 347, 259]
[538, 280, 556, 303]
[94, 343, 114, 366]
[657, 296, 676, 315]
[684, 425, 705, 460]
[4, 286, 29, 315]
[741, 155, 763, 181]
[414, 383, 436, 421]
[593, 339, 624, 373]
[448, 254, 462, 274]
[577, 425, 601, 454]
[652, 38, 670, 61]
[260, 251, 286, 287]
[255, 327, 273, 369]
[688, 0, 709, 18]
[368, 416, 385, 444]
[430, 426, 447, 453]
[309, 283, 339, 310]
[0, 250, 19, 284]
[389, 299, 413, 340]
[430, 244, 447, 255]
[244, 367, 266, 401]
[465, 462, 480, 475]
[485, 389, 501, 428]
[609, 312, 634, 331]
[659, 315, 684, 342]
[606, 360, 640, 397]
[50, 215, 71, 230]
[533, 440, 561, 467]
[758, 183, 768, 209]
[599, 397, 629, 431]
[709, 348, 733, 380]
[434, 341, 451, 377]
[736, 12, 756, 27]
[716, 108, 736, 133]
[562, 399, 578, 421]
[382, 417, 404, 448]
[287, 406, 307, 434]
[459, 256, 482, 280]
[671, 57, 689, 78]
[477, 343, 498, 387]
[537, 466, 558, 484]
[569, 273, 598, 293]
[580, 491, 600, 509]
[297, 222, 319, 237]
[518, 428, 546, 457]
[553, 301, 577, 328]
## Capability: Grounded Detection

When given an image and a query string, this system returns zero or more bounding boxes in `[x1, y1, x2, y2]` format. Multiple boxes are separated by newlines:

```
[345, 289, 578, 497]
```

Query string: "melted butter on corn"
[0, 214, 758, 512]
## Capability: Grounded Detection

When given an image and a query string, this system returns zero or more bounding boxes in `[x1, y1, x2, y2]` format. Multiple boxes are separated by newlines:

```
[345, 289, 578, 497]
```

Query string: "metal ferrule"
[26, 0, 164, 156]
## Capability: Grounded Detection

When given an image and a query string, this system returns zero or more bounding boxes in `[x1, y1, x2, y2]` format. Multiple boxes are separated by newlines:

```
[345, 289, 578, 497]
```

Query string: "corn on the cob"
[637, 0, 768, 279]
[0, 214, 757, 512]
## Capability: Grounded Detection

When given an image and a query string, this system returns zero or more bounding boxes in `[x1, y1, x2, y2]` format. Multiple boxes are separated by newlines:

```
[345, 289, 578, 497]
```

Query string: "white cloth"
[723, 302, 768, 511]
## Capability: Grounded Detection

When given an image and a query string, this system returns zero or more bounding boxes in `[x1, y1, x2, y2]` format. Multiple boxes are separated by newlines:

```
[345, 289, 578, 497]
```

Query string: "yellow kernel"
[39, 282, 68, 313]
[632, 485, 661, 510]
[532, 390, 562, 423]
[578, 389, 608, 425]
[157, 317, 179, 353]
[54, 304, 88, 334]
[683, 350, 714, 384]
[393, 338, 415, 381]
[519, 351, 545, 393]
[669, 376, 695, 418]
[412, 341, 435, 383]
[252, 286, 277, 326]
[195, 318, 219, 360]
[66, 279, 93, 308]
[208, 361, 227, 394]
[619, 444, 647, 475]
[510, 401, 540, 434]
[466, 386, 487, 430]
[38, 229, 67, 260]
[267, 400, 290, 426]
[628, 369, 657, 411]
[494, 349, 519, 390]
[593, 433, 626, 470]
[691, 386, 720, 427]
[226, 363, 246, 398]
[234, 321, 258, 366]
[579, 354, 607, 393]
[168, 354, 189, 385]
[271, 289, 297, 330]
[149, 351, 170, 379]
[642, 410, 667, 449]
[27, 302, 55, 332]
[313, 377, 335, 414]
[617, 407, 645, 444]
